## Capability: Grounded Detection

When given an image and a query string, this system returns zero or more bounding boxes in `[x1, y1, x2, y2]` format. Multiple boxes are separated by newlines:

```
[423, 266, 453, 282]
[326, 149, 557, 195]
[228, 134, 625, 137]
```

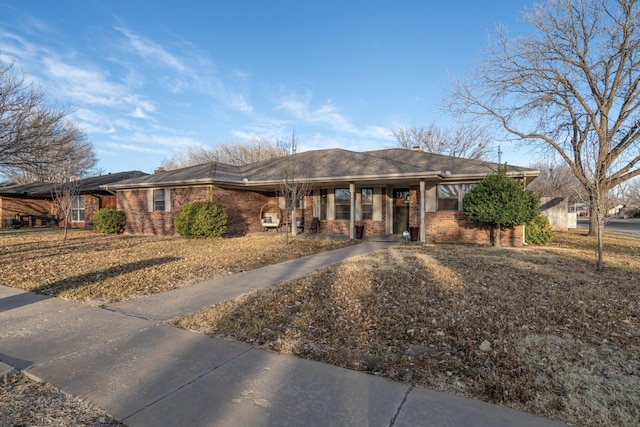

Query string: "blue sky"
[0, 0, 536, 175]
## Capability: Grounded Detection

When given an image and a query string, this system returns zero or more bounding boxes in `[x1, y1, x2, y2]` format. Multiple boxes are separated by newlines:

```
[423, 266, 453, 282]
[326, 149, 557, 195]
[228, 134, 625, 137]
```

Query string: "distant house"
[0, 171, 147, 229]
[105, 149, 539, 245]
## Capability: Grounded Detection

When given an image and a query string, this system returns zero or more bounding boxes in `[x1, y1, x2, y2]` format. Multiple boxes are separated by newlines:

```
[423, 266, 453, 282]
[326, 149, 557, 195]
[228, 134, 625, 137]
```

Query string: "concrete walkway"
[0, 241, 568, 426]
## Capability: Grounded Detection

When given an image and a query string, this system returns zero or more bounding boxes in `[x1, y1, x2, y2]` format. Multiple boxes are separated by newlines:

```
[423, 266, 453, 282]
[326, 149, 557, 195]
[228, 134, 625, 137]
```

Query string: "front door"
[393, 188, 410, 234]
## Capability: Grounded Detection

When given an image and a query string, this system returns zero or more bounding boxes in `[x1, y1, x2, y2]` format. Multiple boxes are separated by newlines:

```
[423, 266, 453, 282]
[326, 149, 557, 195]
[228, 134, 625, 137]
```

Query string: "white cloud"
[127, 132, 203, 149]
[106, 142, 169, 154]
[42, 57, 126, 107]
[115, 26, 186, 73]
[275, 95, 392, 140]
[130, 107, 150, 119]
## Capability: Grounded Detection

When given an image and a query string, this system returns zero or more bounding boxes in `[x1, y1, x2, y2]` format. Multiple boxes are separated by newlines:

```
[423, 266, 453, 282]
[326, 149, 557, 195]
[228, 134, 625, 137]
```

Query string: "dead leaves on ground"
[0, 230, 355, 304]
[177, 231, 640, 427]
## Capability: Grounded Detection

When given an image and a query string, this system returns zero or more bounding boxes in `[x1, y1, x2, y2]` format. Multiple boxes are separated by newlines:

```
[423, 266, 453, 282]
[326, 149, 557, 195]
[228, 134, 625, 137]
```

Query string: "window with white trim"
[153, 189, 166, 212]
[71, 196, 85, 222]
[320, 189, 327, 220]
[437, 184, 476, 211]
[335, 188, 350, 220]
[361, 188, 373, 220]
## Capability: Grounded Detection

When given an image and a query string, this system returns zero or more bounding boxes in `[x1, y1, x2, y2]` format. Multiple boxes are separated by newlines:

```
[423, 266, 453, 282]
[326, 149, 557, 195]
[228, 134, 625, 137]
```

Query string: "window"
[437, 184, 475, 211]
[320, 189, 327, 220]
[335, 188, 351, 220]
[71, 196, 85, 222]
[361, 188, 373, 220]
[153, 189, 165, 212]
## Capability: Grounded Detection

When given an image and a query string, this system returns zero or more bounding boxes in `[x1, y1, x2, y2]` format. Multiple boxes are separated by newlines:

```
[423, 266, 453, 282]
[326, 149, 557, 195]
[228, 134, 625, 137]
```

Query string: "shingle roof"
[0, 171, 148, 197]
[105, 148, 538, 189]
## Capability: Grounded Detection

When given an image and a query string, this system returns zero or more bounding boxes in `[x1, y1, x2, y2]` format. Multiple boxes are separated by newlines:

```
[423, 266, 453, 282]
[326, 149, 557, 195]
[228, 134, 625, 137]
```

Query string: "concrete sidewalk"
[0, 241, 568, 426]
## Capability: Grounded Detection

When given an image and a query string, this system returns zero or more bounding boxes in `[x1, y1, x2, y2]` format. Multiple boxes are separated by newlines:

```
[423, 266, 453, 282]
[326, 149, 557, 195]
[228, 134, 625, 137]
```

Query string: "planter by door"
[355, 225, 364, 239]
[409, 226, 419, 241]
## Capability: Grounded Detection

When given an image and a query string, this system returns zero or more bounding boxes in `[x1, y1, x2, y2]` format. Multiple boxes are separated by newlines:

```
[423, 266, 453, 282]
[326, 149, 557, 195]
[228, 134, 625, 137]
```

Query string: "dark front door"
[393, 188, 410, 234]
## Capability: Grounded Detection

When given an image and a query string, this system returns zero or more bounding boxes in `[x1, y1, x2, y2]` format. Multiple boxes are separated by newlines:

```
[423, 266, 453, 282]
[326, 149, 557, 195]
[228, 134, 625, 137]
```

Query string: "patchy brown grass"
[175, 230, 640, 427]
[0, 229, 355, 304]
[0, 371, 125, 427]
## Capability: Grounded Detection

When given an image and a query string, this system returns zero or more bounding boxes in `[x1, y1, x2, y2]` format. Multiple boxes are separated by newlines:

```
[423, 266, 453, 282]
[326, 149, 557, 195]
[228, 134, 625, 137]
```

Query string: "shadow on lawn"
[34, 256, 181, 297]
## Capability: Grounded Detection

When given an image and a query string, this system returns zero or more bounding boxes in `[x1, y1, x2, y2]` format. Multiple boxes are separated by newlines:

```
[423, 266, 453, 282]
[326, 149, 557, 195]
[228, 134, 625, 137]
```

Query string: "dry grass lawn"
[175, 230, 640, 427]
[0, 371, 125, 427]
[0, 229, 355, 304]
[1, 228, 639, 426]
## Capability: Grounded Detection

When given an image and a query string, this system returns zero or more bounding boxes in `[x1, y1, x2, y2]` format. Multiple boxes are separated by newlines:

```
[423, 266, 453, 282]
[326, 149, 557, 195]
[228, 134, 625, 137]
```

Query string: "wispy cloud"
[127, 132, 203, 149]
[43, 57, 126, 106]
[115, 26, 186, 73]
[106, 142, 170, 154]
[276, 95, 393, 140]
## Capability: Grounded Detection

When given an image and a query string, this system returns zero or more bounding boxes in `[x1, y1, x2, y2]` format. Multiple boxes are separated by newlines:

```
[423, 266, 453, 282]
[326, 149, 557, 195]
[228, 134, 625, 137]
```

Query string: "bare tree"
[0, 57, 92, 181]
[50, 177, 82, 241]
[447, 0, 640, 270]
[162, 138, 284, 169]
[527, 161, 586, 200]
[392, 122, 494, 160]
[277, 130, 313, 244]
[2, 118, 96, 183]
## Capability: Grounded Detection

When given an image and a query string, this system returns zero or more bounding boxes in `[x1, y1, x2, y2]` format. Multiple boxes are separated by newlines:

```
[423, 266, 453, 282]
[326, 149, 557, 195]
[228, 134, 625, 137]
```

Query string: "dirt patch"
[175, 231, 640, 427]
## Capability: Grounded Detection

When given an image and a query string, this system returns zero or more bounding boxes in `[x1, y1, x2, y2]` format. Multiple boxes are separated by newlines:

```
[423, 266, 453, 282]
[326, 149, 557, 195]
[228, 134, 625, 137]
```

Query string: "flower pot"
[409, 226, 419, 241]
[355, 225, 364, 239]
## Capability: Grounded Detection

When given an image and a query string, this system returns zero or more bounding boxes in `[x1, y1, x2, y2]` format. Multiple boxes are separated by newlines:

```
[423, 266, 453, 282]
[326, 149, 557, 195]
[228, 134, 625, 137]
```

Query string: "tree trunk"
[284, 208, 289, 245]
[593, 196, 606, 271]
[588, 195, 598, 236]
[493, 225, 501, 247]
[291, 206, 297, 237]
[63, 217, 69, 241]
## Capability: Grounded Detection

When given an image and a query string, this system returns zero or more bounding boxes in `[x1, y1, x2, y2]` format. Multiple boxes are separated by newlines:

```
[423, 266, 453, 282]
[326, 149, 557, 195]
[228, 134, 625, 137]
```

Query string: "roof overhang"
[103, 168, 540, 193]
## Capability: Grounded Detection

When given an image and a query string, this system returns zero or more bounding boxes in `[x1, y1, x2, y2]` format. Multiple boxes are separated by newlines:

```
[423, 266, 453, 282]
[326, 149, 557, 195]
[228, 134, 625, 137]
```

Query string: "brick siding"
[116, 185, 523, 246]
[117, 186, 273, 236]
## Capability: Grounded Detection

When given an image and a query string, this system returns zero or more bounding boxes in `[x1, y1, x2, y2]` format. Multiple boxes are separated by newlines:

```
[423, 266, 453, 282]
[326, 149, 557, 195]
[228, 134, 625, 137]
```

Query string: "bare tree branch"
[161, 138, 284, 169]
[0, 56, 95, 182]
[392, 122, 494, 160]
[447, 0, 640, 270]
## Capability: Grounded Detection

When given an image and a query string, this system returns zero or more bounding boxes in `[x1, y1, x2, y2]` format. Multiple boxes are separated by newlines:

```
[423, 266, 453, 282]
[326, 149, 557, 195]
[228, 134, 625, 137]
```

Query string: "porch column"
[420, 179, 426, 242]
[349, 182, 355, 239]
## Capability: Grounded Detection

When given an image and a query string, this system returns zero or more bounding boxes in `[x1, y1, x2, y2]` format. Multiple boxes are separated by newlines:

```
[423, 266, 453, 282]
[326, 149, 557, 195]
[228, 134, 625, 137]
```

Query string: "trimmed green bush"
[463, 164, 539, 246]
[93, 208, 126, 234]
[525, 215, 554, 245]
[175, 200, 228, 239]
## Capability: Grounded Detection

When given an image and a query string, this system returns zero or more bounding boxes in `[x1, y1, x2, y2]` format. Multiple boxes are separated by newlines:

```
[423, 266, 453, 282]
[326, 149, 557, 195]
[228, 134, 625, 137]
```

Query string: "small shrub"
[93, 209, 126, 234]
[175, 201, 228, 238]
[525, 215, 554, 245]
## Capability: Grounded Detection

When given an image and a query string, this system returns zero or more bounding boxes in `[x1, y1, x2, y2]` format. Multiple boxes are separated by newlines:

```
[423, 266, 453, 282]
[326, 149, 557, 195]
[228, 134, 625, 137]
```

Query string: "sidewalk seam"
[388, 384, 413, 427]
[120, 346, 253, 422]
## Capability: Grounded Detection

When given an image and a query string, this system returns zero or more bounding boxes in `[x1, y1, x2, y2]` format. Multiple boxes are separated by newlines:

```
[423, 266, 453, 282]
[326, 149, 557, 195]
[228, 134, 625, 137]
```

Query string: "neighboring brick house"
[0, 171, 146, 229]
[105, 149, 539, 246]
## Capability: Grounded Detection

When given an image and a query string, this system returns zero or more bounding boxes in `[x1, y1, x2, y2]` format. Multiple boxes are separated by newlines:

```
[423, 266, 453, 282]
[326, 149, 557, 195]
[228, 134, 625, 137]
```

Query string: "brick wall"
[117, 186, 273, 236]
[424, 211, 523, 246]
[115, 185, 523, 245]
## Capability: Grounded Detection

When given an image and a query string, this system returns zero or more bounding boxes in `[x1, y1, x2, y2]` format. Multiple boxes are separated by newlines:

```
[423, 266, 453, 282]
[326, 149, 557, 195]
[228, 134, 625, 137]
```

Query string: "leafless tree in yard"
[392, 122, 494, 160]
[447, 0, 640, 270]
[162, 138, 284, 169]
[277, 130, 312, 244]
[2, 118, 96, 183]
[0, 57, 94, 182]
[527, 161, 586, 200]
[50, 176, 82, 241]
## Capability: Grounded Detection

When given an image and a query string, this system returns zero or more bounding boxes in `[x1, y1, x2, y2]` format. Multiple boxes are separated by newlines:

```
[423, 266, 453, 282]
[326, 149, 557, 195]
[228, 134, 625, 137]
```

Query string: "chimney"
[154, 167, 166, 174]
